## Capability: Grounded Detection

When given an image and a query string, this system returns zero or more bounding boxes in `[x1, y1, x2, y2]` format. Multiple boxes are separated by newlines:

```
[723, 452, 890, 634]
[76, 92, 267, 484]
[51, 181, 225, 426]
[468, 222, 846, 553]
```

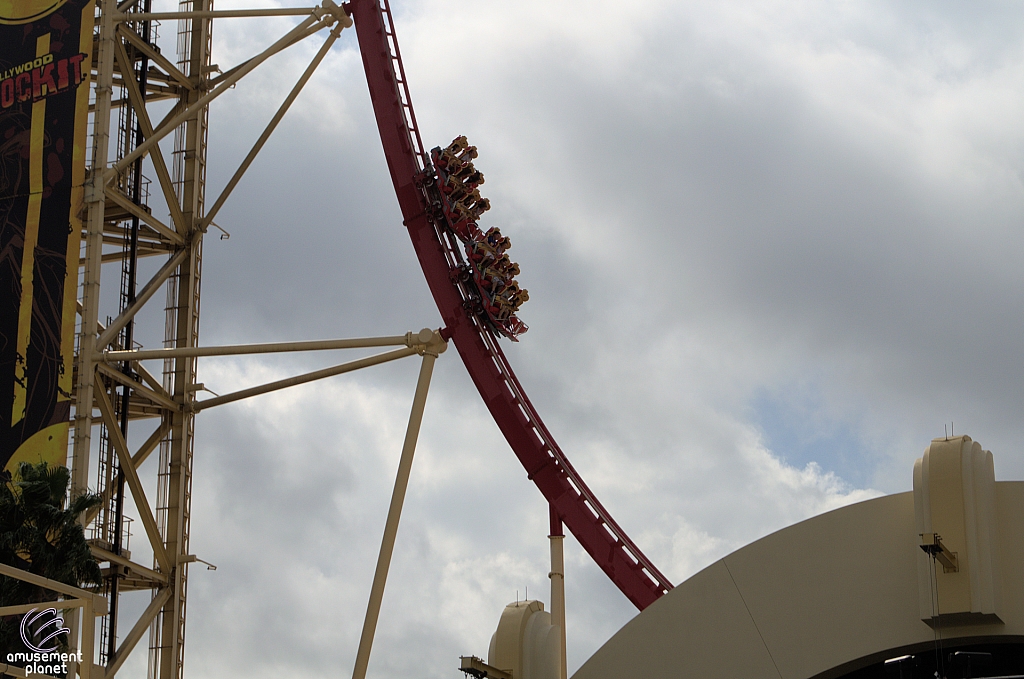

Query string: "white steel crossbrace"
[0, 564, 107, 679]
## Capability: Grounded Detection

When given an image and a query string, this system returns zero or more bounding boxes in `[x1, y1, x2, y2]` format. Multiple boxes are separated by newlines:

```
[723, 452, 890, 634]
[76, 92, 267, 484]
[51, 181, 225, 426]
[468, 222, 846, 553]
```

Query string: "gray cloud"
[103, 0, 1024, 676]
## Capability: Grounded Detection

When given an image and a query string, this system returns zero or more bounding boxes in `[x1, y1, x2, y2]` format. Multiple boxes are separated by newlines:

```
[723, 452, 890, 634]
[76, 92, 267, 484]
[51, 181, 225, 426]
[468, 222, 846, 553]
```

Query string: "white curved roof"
[573, 480, 1024, 679]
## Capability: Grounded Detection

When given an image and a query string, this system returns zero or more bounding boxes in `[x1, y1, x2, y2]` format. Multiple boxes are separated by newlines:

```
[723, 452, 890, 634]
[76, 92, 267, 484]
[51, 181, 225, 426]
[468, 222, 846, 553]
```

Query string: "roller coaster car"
[427, 143, 529, 341]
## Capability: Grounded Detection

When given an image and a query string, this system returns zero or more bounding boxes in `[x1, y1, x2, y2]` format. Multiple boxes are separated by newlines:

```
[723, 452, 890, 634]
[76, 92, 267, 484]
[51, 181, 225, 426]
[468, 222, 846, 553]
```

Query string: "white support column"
[549, 506, 567, 679]
[81, 597, 95, 679]
[351, 330, 446, 679]
[73, 0, 117, 498]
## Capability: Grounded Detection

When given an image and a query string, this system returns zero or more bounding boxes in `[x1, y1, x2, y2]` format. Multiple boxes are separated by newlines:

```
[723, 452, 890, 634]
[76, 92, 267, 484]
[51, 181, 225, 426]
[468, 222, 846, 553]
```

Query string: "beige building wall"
[573, 479, 1024, 679]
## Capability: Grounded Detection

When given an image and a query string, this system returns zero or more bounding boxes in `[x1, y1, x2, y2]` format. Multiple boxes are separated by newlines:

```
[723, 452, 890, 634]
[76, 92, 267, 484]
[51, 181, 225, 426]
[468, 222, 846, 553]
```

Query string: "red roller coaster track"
[349, 0, 674, 611]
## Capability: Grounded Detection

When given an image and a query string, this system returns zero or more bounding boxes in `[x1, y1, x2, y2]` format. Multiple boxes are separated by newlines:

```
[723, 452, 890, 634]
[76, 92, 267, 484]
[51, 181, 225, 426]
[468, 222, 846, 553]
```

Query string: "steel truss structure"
[58, 0, 677, 677]
[68, 2, 426, 678]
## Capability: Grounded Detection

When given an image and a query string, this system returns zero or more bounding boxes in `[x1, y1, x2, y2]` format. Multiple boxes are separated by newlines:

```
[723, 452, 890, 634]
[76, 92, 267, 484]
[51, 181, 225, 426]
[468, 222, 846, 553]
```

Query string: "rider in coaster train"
[484, 227, 509, 251]
[455, 188, 482, 212]
[469, 230, 510, 265]
[442, 165, 484, 199]
[439, 143, 477, 171]
[494, 285, 528, 320]
[444, 175, 470, 202]
[460, 168, 484, 186]
[446, 135, 469, 154]
[468, 197, 490, 220]
[482, 255, 519, 294]
[434, 137, 528, 324]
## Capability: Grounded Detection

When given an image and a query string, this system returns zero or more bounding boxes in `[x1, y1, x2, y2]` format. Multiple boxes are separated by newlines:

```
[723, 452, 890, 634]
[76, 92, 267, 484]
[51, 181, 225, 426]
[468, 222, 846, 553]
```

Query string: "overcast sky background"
[98, 1, 1024, 677]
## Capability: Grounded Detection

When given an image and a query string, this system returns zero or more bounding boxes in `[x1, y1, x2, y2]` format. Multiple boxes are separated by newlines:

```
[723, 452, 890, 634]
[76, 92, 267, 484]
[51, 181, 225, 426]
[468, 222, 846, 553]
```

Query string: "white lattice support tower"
[70, 3, 355, 678]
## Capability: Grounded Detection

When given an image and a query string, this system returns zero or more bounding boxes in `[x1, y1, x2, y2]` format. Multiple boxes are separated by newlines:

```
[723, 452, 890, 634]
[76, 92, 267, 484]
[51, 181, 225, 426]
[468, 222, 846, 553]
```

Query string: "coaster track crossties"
[349, 0, 674, 610]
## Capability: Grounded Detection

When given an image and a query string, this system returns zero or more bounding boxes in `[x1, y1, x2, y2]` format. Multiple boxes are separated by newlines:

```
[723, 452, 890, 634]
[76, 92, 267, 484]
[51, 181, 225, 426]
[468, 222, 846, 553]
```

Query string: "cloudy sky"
[101, 1, 1024, 677]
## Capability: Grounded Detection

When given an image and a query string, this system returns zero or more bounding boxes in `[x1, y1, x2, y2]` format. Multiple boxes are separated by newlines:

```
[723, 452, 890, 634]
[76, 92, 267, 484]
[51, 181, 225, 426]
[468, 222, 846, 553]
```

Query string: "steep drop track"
[350, 0, 673, 610]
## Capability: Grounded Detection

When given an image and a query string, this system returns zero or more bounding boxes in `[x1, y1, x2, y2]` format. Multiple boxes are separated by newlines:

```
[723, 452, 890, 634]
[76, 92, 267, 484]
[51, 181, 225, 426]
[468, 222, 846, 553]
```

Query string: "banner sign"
[0, 0, 94, 474]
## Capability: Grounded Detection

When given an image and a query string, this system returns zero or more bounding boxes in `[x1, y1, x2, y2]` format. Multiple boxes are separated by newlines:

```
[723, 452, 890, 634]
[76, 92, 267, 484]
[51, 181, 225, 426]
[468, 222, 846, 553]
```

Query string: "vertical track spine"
[352, 0, 673, 610]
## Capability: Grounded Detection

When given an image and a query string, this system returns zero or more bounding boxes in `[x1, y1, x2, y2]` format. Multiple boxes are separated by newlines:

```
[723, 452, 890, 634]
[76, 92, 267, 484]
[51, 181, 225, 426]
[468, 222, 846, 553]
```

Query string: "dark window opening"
[835, 642, 1024, 679]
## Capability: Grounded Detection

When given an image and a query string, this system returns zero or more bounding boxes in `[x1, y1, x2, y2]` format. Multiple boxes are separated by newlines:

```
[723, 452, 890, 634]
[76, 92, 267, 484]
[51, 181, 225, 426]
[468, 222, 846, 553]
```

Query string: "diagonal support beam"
[83, 420, 170, 527]
[106, 586, 172, 677]
[352, 341, 443, 679]
[109, 11, 325, 178]
[96, 361, 180, 412]
[128, 417, 171, 468]
[192, 346, 420, 411]
[91, 545, 168, 585]
[0, 563, 107, 609]
[118, 24, 192, 90]
[200, 19, 343, 231]
[206, 12, 337, 88]
[152, 100, 186, 140]
[95, 382, 173, 573]
[95, 246, 189, 350]
[123, 364, 175, 409]
[104, 186, 183, 245]
[135, 361, 171, 397]
[112, 36, 188, 234]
